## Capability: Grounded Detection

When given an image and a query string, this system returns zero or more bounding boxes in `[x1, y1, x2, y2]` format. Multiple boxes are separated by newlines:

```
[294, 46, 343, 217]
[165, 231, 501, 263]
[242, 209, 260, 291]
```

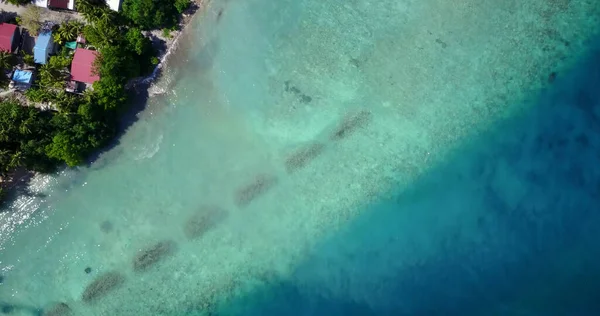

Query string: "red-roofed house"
[0, 23, 20, 53]
[48, 0, 75, 10]
[70, 48, 100, 84]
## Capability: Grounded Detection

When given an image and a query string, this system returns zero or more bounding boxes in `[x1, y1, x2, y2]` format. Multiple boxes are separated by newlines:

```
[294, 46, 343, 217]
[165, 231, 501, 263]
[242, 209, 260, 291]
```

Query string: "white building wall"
[34, 0, 48, 8]
[106, 0, 121, 11]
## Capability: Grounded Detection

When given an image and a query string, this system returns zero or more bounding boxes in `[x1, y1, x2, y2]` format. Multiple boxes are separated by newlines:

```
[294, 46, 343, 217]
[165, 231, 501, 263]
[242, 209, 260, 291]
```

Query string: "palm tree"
[0, 127, 8, 142]
[19, 120, 32, 135]
[0, 149, 11, 169]
[39, 64, 67, 89]
[9, 105, 20, 120]
[54, 21, 84, 45]
[0, 51, 13, 71]
[9, 150, 24, 169]
[77, 0, 105, 23]
[98, 9, 116, 24]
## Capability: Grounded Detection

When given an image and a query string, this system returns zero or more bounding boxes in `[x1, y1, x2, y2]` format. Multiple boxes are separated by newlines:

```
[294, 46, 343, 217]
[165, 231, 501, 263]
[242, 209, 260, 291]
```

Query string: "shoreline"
[0, 0, 209, 207]
[127, 0, 207, 89]
[89, 0, 209, 163]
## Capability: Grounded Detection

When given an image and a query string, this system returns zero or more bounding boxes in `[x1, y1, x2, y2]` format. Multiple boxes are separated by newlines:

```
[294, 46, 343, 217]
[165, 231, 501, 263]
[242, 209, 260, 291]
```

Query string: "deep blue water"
[211, 39, 600, 316]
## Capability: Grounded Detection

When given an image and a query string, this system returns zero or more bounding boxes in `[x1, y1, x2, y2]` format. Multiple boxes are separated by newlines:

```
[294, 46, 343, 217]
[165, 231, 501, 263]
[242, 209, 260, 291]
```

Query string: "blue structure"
[12, 70, 32, 84]
[33, 31, 54, 64]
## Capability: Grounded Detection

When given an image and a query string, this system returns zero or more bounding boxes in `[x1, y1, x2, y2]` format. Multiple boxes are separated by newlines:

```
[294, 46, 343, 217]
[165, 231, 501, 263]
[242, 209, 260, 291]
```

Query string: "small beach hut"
[0, 23, 20, 53]
[34, 31, 55, 64]
[70, 48, 100, 85]
[10, 69, 33, 90]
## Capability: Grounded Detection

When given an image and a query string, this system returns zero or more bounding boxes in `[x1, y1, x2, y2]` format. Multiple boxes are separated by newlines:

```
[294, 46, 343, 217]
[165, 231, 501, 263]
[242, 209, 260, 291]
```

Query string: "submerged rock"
[100, 220, 113, 233]
[132, 240, 177, 272]
[284, 143, 326, 173]
[0, 304, 14, 314]
[43, 302, 72, 316]
[548, 71, 557, 83]
[81, 271, 125, 303]
[234, 174, 278, 207]
[329, 110, 372, 141]
[84, 267, 92, 274]
[184, 206, 228, 240]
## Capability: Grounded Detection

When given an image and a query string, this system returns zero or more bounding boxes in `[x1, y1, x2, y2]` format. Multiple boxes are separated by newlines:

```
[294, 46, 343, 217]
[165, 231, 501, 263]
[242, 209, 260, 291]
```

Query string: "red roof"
[70, 48, 100, 84]
[48, 0, 69, 9]
[0, 23, 17, 52]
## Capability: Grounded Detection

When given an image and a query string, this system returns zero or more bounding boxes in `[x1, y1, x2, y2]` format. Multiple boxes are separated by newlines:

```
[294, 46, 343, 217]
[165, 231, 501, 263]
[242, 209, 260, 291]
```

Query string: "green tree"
[9, 150, 24, 169]
[46, 131, 85, 166]
[0, 50, 14, 70]
[93, 77, 127, 111]
[96, 45, 140, 81]
[0, 0, 32, 6]
[46, 116, 112, 166]
[21, 5, 42, 35]
[25, 88, 54, 103]
[53, 21, 84, 45]
[0, 149, 11, 172]
[174, 0, 190, 13]
[0, 100, 58, 173]
[39, 54, 72, 89]
[54, 91, 83, 113]
[124, 28, 151, 55]
[122, 0, 177, 29]
[76, 0, 107, 23]
[22, 53, 35, 66]
[83, 20, 120, 47]
[0, 51, 13, 85]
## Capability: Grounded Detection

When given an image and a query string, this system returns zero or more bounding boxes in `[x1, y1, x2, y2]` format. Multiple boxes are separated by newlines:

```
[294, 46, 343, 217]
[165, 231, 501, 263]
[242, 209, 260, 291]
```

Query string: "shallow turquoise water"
[1, 0, 600, 315]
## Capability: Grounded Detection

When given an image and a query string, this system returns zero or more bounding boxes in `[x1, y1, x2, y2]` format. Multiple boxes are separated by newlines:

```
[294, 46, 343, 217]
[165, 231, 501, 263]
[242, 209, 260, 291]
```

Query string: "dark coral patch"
[81, 271, 125, 303]
[43, 302, 72, 316]
[184, 206, 228, 240]
[284, 143, 326, 173]
[234, 174, 278, 207]
[132, 240, 177, 272]
[329, 110, 372, 141]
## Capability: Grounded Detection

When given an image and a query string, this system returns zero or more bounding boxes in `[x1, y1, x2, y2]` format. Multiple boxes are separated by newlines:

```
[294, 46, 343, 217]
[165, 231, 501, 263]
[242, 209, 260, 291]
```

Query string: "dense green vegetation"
[39, 52, 73, 89]
[0, 0, 31, 6]
[0, 51, 16, 87]
[122, 0, 190, 29]
[1, 100, 62, 172]
[53, 21, 84, 46]
[1, 0, 161, 198]
[19, 5, 42, 36]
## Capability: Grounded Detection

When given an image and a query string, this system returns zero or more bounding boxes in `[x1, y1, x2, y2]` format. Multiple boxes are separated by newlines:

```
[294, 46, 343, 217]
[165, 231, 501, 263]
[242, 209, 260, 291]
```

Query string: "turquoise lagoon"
[1, 0, 600, 315]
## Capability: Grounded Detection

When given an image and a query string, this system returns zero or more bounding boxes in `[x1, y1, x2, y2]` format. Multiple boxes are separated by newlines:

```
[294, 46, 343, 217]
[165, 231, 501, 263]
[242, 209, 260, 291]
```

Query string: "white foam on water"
[133, 134, 164, 160]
